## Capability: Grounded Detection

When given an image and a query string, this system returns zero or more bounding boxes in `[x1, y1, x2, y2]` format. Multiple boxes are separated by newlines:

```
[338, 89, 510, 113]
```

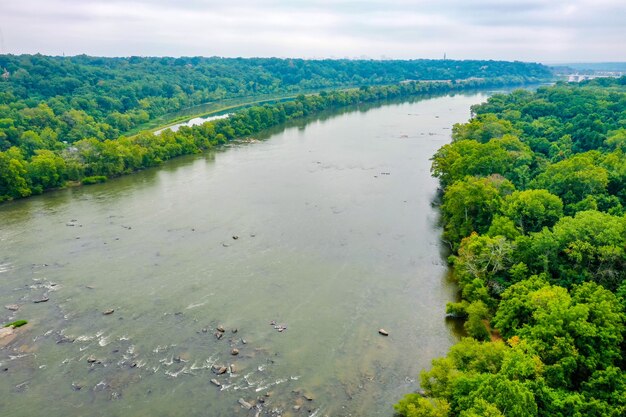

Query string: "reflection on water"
[0, 92, 493, 417]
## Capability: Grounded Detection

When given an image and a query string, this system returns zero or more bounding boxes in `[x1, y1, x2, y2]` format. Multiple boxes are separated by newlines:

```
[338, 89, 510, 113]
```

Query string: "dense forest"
[395, 77, 626, 416]
[0, 55, 551, 202]
[0, 55, 550, 144]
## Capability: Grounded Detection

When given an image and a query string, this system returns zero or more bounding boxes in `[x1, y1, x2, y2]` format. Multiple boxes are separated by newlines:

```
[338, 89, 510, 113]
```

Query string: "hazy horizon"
[1, 1, 625, 63]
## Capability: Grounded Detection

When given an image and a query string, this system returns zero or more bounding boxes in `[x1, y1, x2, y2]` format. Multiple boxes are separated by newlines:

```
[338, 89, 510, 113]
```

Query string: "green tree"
[531, 154, 608, 208]
[501, 189, 564, 234]
[441, 176, 514, 248]
[27, 149, 67, 193]
[394, 395, 451, 417]
[452, 114, 520, 144]
[0, 147, 31, 200]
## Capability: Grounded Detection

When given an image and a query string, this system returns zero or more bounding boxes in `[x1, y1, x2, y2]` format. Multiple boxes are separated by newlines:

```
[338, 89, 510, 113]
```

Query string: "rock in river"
[231, 348, 239, 356]
[378, 329, 389, 336]
[5, 304, 19, 311]
[0, 326, 15, 339]
[103, 309, 115, 315]
[238, 398, 253, 410]
[211, 378, 221, 387]
[87, 355, 101, 364]
[212, 364, 228, 374]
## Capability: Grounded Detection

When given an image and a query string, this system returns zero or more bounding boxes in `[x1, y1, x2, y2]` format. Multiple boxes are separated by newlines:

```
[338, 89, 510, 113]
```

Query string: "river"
[0, 91, 493, 417]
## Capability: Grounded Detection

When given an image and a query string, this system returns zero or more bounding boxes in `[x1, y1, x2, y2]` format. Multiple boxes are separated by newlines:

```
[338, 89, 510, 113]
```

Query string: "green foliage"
[452, 233, 516, 299]
[464, 301, 491, 341]
[0, 147, 31, 201]
[455, 374, 538, 417]
[432, 135, 533, 189]
[531, 153, 608, 209]
[441, 176, 514, 247]
[501, 189, 563, 233]
[394, 395, 451, 417]
[451, 114, 520, 144]
[81, 175, 107, 185]
[4, 319, 28, 327]
[495, 280, 624, 389]
[459, 399, 504, 417]
[518, 210, 626, 289]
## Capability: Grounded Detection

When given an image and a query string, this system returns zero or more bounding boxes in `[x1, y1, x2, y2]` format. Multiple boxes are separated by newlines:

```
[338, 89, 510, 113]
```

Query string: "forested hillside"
[396, 77, 626, 416]
[0, 55, 549, 145]
[0, 55, 551, 202]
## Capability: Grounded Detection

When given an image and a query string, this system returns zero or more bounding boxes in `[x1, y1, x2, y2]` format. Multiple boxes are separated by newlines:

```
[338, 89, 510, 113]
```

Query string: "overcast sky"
[1, 0, 624, 62]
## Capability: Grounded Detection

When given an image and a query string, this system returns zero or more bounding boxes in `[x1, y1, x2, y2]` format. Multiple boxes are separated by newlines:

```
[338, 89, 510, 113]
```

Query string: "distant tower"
[443, 52, 447, 60]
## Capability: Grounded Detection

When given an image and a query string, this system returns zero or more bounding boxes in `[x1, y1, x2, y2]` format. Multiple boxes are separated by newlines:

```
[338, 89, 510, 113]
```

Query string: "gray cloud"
[0, 0, 623, 62]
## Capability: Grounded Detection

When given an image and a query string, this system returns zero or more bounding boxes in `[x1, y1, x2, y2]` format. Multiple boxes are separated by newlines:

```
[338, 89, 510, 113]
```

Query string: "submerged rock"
[238, 398, 253, 410]
[210, 378, 221, 387]
[5, 304, 19, 311]
[87, 355, 100, 364]
[56, 335, 75, 344]
[0, 327, 15, 339]
[33, 295, 49, 303]
[212, 365, 227, 375]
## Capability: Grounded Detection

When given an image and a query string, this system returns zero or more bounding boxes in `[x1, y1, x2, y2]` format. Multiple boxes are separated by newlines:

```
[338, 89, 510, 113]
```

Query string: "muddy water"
[0, 92, 491, 417]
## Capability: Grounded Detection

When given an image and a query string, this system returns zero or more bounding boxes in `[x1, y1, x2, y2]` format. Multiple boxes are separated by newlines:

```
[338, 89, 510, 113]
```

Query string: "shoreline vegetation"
[0, 55, 551, 203]
[395, 76, 626, 417]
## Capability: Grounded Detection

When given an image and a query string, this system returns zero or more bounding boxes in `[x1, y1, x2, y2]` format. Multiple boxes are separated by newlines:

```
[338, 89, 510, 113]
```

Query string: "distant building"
[566, 72, 624, 82]
[1, 68, 9, 80]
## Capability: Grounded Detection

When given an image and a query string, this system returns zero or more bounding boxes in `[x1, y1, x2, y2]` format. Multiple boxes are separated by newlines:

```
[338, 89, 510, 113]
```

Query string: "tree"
[495, 279, 625, 389]
[441, 175, 514, 248]
[394, 395, 451, 417]
[452, 114, 520, 144]
[501, 189, 563, 234]
[27, 149, 66, 193]
[431, 135, 533, 189]
[0, 147, 31, 200]
[531, 154, 608, 208]
[452, 233, 516, 301]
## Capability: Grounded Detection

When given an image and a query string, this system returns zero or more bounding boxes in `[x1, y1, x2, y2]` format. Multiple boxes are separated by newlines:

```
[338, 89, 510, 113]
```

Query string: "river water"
[0, 92, 491, 417]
